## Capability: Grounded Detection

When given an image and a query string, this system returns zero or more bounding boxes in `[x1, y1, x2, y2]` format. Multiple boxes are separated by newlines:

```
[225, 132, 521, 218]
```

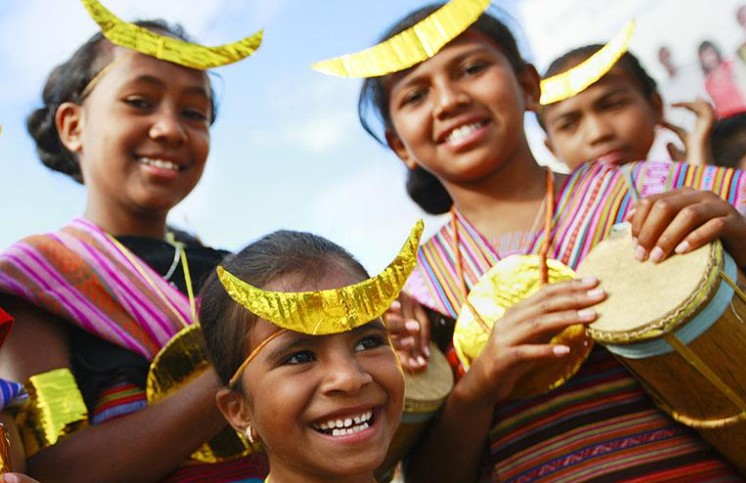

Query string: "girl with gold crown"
[313, 0, 746, 481]
[0, 1, 268, 481]
[200, 223, 423, 483]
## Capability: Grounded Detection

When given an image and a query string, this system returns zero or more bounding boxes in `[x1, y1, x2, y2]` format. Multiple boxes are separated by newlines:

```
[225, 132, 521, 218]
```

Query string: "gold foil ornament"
[17, 369, 88, 457]
[540, 20, 636, 105]
[147, 324, 252, 462]
[454, 255, 593, 399]
[218, 220, 424, 335]
[312, 0, 490, 78]
[81, 0, 263, 70]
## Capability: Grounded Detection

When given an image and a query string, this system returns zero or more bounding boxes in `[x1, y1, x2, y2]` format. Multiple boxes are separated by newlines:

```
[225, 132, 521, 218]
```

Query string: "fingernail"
[675, 240, 690, 254]
[635, 244, 648, 261]
[3, 475, 20, 483]
[553, 345, 570, 355]
[417, 356, 427, 366]
[580, 276, 598, 285]
[587, 288, 605, 298]
[390, 300, 401, 310]
[632, 236, 638, 245]
[423, 344, 431, 357]
[405, 320, 420, 332]
[650, 246, 664, 263]
[409, 357, 419, 367]
[577, 308, 597, 320]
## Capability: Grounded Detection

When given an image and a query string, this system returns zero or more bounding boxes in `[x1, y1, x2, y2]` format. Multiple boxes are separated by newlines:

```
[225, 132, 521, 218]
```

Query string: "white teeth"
[446, 122, 484, 144]
[314, 410, 373, 436]
[139, 157, 179, 171]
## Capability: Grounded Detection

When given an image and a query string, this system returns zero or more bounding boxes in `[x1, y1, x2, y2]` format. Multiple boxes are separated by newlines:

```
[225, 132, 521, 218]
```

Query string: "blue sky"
[1, 0, 743, 271]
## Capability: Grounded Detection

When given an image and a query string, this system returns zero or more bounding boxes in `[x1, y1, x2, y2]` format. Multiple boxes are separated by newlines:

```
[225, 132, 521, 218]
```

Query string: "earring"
[245, 425, 255, 445]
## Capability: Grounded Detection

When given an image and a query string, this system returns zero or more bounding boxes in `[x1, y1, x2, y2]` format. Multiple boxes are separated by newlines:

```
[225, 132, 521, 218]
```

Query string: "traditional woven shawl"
[406, 161, 746, 318]
[0, 218, 192, 359]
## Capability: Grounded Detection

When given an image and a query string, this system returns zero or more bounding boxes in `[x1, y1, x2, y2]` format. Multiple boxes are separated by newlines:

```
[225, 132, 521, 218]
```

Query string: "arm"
[0, 296, 228, 483]
[404, 278, 605, 483]
[628, 187, 746, 268]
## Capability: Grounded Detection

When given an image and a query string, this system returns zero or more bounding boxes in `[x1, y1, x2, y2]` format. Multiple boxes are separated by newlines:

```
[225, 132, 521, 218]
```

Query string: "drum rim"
[587, 241, 723, 344]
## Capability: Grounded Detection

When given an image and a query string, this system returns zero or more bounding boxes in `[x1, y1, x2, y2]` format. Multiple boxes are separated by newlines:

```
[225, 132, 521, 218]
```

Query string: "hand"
[660, 98, 716, 166]
[461, 277, 605, 404]
[384, 292, 431, 372]
[627, 187, 746, 266]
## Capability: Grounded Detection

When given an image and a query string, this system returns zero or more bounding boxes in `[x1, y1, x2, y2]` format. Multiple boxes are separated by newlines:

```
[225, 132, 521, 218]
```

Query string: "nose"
[584, 114, 614, 145]
[433, 78, 470, 119]
[320, 350, 374, 395]
[149, 107, 187, 145]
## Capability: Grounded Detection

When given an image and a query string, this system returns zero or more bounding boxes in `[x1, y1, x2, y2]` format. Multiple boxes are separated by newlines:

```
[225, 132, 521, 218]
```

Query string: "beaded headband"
[81, 0, 263, 70]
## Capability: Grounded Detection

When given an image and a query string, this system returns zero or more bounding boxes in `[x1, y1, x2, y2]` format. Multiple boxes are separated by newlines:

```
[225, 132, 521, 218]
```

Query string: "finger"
[673, 217, 728, 256]
[666, 142, 685, 162]
[508, 305, 600, 345]
[412, 301, 432, 359]
[631, 188, 695, 258]
[659, 119, 688, 143]
[396, 349, 427, 373]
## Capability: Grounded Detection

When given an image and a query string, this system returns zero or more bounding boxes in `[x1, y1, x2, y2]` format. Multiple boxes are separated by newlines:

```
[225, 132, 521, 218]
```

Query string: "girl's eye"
[401, 88, 427, 107]
[124, 97, 152, 109]
[183, 108, 209, 122]
[462, 62, 488, 76]
[354, 335, 387, 352]
[284, 350, 316, 365]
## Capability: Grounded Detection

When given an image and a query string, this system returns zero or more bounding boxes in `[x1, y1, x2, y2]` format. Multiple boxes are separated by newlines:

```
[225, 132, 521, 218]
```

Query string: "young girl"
[200, 223, 422, 483]
[539, 43, 716, 170]
[316, 1, 746, 481]
[0, 3, 268, 481]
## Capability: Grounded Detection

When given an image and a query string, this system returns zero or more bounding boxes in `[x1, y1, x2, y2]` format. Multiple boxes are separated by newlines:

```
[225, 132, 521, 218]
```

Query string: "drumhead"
[403, 343, 454, 414]
[576, 225, 721, 343]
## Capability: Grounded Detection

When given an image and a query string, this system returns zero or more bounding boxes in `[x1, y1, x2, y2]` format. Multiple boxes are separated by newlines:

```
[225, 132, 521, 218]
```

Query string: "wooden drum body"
[577, 227, 746, 474]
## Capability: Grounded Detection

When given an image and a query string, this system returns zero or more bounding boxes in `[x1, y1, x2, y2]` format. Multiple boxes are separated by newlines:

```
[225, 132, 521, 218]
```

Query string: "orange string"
[451, 168, 556, 324]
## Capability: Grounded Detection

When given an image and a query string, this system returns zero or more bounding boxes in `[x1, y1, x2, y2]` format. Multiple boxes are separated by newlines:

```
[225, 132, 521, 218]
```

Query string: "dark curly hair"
[357, 3, 528, 215]
[26, 20, 218, 184]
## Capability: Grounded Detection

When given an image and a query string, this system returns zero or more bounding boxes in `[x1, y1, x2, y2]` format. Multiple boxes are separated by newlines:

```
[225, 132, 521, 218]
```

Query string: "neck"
[84, 198, 168, 239]
[445, 156, 549, 240]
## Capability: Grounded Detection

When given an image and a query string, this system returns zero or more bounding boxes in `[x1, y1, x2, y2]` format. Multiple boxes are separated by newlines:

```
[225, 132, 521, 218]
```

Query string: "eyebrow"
[391, 46, 493, 93]
[124, 74, 210, 98]
[261, 319, 388, 365]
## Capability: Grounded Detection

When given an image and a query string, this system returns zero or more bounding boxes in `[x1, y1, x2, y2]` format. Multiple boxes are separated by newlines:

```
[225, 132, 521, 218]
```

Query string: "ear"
[518, 64, 542, 113]
[56, 102, 85, 153]
[649, 91, 664, 124]
[215, 388, 253, 434]
[385, 130, 418, 170]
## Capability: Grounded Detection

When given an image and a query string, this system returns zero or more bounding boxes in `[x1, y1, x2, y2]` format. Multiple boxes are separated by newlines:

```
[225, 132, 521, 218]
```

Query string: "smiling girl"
[0, 5, 267, 482]
[201, 225, 421, 483]
[315, 1, 746, 481]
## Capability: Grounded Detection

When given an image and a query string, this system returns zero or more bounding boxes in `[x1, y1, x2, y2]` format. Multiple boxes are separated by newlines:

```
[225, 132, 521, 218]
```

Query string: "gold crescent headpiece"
[540, 20, 635, 105]
[311, 0, 491, 78]
[81, 0, 263, 70]
[218, 220, 424, 335]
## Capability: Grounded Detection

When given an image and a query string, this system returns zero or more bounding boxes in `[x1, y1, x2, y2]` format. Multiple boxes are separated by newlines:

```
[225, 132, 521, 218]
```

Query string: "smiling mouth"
[312, 409, 374, 437]
[443, 121, 487, 145]
[138, 157, 182, 172]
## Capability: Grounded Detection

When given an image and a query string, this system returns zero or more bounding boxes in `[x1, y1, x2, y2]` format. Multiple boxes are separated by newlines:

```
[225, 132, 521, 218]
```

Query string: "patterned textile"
[0, 308, 26, 411]
[405, 161, 745, 481]
[0, 218, 191, 359]
[0, 218, 269, 480]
